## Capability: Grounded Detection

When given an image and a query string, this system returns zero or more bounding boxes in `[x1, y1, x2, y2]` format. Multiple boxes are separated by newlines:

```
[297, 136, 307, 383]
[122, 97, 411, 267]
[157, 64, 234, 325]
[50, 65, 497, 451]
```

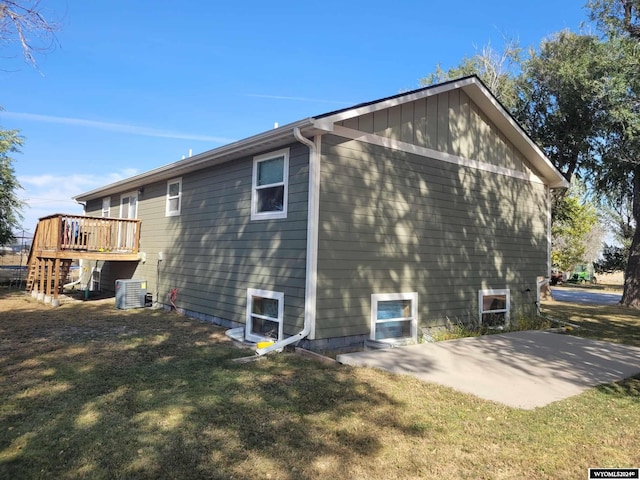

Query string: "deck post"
[52, 258, 61, 307]
[44, 258, 53, 304]
[37, 258, 46, 301]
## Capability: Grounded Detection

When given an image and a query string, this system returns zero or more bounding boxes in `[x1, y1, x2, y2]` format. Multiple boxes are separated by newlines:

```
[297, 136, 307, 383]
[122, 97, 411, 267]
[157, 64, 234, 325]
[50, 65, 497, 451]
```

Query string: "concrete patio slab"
[336, 331, 640, 409]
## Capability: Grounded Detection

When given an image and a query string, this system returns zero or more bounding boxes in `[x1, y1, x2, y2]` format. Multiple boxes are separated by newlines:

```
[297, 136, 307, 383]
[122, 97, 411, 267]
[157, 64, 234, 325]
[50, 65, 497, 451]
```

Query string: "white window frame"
[370, 292, 418, 343]
[246, 288, 284, 343]
[118, 191, 138, 250]
[119, 191, 138, 219]
[478, 289, 510, 327]
[101, 197, 111, 218]
[165, 177, 182, 217]
[251, 148, 289, 220]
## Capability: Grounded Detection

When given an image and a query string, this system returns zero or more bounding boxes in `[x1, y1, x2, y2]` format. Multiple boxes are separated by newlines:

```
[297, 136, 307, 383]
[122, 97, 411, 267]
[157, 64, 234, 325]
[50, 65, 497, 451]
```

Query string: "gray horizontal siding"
[315, 135, 548, 340]
[83, 143, 310, 334]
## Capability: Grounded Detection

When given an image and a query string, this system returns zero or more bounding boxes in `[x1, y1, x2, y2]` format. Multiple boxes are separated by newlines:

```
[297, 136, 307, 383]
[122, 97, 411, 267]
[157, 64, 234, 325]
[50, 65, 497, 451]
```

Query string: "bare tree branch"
[0, 0, 59, 68]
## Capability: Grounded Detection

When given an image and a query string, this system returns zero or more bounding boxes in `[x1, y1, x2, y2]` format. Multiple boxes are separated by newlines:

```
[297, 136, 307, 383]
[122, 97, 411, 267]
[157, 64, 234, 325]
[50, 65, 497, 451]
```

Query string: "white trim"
[546, 186, 552, 276]
[246, 288, 284, 343]
[119, 191, 138, 219]
[165, 177, 182, 217]
[478, 289, 510, 326]
[370, 292, 418, 343]
[333, 125, 545, 186]
[304, 136, 321, 340]
[251, 148, 290, 220]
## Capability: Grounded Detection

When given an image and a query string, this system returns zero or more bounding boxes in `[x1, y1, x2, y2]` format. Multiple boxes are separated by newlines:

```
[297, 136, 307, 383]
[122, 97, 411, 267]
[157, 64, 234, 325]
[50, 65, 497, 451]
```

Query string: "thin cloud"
[3, 111, 235, 143]
[246, 94, 352, 106]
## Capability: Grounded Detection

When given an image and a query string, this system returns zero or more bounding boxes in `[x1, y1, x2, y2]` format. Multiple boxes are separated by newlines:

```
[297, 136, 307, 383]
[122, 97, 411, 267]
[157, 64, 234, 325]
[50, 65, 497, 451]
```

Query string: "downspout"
[256, 128, 320, 355]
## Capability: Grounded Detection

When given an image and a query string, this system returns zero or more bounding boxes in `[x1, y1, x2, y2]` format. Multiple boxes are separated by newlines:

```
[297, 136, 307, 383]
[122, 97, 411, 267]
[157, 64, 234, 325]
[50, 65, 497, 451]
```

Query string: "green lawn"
[1, 290, 639, 479]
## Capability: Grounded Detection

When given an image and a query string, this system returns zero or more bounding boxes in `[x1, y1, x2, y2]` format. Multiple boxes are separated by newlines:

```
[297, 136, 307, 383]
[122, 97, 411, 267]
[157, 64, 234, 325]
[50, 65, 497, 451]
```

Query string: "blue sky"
[1, 0, 590, 236]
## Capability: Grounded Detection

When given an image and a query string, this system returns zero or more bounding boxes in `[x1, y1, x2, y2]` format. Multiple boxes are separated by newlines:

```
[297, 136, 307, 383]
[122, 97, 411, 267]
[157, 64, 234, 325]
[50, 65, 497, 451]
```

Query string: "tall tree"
[0, 126, 23, 245]
[587, 0, 640, 305]
[515, 31, 608, 183]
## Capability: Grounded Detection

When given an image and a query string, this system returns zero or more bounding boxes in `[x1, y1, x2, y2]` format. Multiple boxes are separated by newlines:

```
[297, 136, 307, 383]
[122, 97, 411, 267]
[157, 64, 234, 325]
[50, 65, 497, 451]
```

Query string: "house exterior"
[73, 76, 568, 352]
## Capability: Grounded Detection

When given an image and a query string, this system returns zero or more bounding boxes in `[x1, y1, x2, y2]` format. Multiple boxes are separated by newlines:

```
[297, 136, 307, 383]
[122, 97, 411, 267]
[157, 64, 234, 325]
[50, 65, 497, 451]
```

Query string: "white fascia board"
[73, 118, 319, 202]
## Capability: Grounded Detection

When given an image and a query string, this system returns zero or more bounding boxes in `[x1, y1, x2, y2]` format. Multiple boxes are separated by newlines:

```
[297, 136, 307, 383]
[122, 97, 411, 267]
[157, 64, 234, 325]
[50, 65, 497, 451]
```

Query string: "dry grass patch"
[1, 290, 639, 479]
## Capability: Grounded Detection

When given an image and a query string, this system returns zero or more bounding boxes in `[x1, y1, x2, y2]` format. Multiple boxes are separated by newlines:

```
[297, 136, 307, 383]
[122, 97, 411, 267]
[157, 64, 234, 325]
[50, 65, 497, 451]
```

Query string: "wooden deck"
[26, 214, 142, 304]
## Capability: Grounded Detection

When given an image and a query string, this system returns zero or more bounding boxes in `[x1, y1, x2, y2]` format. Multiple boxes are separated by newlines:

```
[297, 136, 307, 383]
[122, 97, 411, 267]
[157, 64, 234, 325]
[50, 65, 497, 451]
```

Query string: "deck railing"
[36, 214, 141, 254]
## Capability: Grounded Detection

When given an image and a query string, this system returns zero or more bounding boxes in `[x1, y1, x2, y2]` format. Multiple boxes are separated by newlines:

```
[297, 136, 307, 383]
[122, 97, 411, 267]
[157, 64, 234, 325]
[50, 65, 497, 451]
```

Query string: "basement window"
[246, 288, 284, 343]
[251, 148, 289, 220]
[371, 292, 418, 343]
[478, 289, 510, 327]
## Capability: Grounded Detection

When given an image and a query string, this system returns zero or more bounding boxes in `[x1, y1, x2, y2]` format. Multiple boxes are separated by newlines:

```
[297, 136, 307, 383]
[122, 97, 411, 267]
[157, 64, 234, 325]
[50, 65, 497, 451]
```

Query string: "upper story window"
[166, 178, 182, 217]
[251, 148, 289, 220]
[101, 197, 111, 217]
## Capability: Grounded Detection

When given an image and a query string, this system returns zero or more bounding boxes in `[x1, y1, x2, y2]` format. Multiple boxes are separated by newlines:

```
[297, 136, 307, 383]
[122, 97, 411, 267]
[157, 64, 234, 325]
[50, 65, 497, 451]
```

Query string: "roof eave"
[74, 118, 322, 203]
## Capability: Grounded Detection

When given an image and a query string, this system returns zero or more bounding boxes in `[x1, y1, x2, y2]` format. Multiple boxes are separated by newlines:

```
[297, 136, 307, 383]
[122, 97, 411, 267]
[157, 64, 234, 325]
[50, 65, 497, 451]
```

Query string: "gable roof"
[74, 76, 568, 203]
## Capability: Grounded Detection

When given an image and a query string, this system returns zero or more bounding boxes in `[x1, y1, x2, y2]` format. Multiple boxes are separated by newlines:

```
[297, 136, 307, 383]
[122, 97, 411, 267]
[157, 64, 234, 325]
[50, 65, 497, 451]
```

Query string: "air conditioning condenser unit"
[115, 279, 147, 309]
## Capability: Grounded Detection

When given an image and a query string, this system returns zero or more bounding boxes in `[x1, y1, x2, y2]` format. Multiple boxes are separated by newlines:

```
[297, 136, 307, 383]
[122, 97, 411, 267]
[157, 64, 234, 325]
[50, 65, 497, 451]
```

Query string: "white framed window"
[478, 289, 510, 327]
[371, 292, 418, 343]
[246, 288, 284, 343]
[101, 197, 111, 217]
[166, 177, 182, 217]
[251, 148, 289, 220]
[118, 191, 138, 249]
[119, 192, 138, 220]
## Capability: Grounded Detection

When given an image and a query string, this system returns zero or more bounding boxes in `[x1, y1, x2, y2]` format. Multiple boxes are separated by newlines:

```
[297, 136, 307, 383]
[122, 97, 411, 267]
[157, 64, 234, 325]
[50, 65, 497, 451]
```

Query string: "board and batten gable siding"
[336, 89, 535, 178]
[314, 134, 548, 340]
[84, 143, 310, 334]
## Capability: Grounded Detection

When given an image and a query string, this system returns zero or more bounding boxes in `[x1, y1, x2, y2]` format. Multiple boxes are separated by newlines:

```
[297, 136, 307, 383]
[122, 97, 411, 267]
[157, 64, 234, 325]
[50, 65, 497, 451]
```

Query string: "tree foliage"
[588, 0, 640, 40]
[551, 183, 601, 271]
[595, 244, 628, 273]
[516, 31, 608, 183]
[0, 126, 23, 245]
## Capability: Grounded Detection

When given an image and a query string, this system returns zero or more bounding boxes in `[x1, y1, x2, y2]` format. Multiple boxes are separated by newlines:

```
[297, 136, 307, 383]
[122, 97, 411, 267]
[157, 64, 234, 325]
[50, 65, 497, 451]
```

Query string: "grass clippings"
[1, 290, 639, 479]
